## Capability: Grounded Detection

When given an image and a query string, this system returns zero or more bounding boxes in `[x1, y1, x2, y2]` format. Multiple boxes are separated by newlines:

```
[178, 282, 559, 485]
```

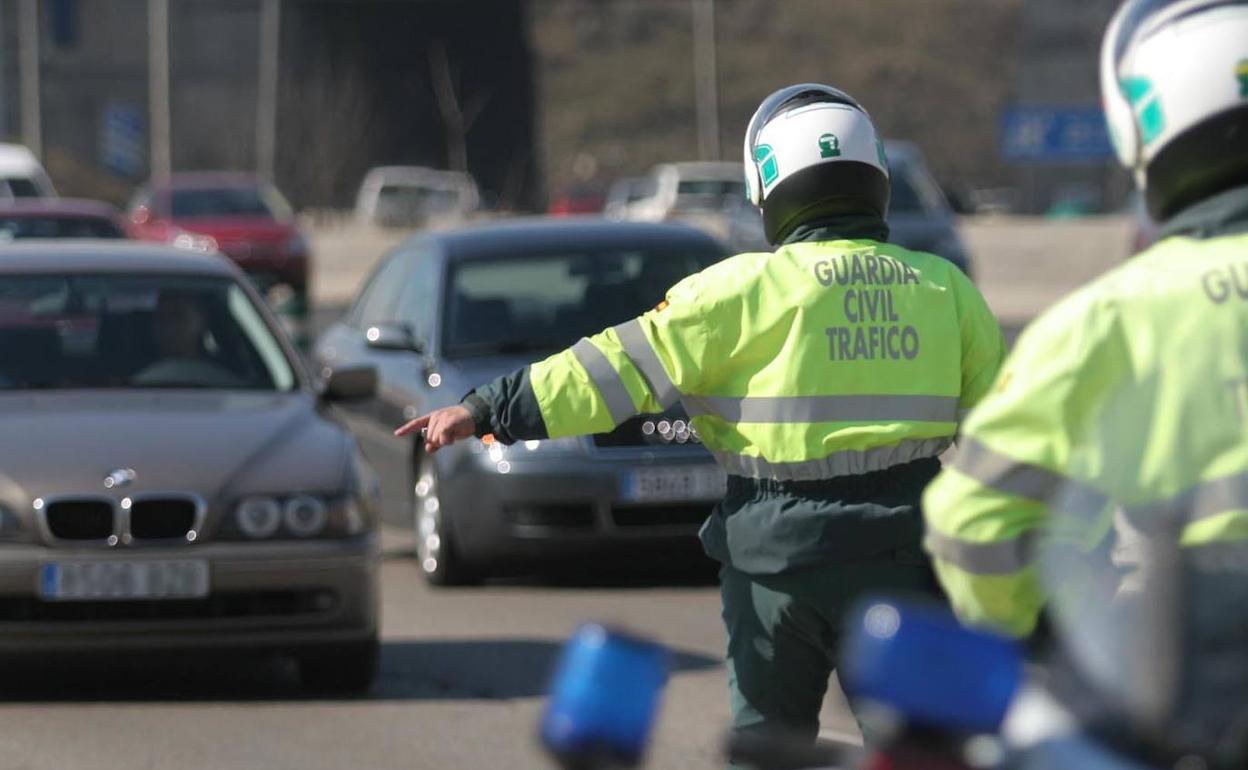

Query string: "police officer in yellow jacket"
[397, 84, 1005, 743]
[923, 0, 1248, 638]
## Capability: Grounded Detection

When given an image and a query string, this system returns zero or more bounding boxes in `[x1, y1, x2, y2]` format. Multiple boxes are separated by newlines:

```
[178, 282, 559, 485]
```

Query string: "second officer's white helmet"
[1101, 0, 1248, 220]
[743, 84, 890, 244]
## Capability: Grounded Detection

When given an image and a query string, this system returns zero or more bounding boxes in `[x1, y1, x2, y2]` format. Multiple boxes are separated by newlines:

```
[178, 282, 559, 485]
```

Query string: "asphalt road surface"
[0, 528, 757, 770]
[0, 219, 1124, 769]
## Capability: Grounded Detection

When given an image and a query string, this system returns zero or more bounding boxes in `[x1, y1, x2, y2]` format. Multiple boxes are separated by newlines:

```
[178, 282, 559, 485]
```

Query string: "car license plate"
[39, 560, 209, 601]
[622, 466, 727, 503]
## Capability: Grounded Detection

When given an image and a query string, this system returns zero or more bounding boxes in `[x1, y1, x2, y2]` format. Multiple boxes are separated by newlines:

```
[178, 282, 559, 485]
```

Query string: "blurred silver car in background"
[354, 166, 481, 229]
[316, 219, 729, 585]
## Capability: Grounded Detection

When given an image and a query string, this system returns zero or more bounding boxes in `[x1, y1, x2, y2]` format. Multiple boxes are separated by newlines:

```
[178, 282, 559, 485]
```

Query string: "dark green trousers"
[720, 546, 938, 744]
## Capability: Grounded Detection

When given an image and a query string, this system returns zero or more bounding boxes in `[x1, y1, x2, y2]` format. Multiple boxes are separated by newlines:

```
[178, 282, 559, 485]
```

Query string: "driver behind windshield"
[154, 291, 207, 360]
[134, 290, 238, 387]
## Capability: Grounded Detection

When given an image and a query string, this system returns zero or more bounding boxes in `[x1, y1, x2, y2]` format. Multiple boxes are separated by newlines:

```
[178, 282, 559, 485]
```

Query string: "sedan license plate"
[622, 466, 727, 503]
[39, 560, 209, 601]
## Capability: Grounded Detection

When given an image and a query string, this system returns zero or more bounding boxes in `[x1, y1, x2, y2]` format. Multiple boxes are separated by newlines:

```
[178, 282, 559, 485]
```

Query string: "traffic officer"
[923, 0, 1248, 638]
[396, 84, 1005, 745]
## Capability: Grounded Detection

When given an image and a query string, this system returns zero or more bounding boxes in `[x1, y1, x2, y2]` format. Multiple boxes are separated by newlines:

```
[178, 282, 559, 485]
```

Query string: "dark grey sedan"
[315, 219, 728, 584]
[0, 242, 381, 692]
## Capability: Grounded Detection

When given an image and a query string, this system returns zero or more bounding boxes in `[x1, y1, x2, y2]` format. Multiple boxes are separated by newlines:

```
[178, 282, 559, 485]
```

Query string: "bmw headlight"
[231, 495, 368, 539]
[236, 496, 282, 539]
[283, 495, 327, 537]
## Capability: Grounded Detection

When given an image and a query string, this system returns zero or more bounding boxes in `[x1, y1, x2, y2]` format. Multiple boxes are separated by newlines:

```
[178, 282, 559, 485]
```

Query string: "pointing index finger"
[394, 413, 431, 437]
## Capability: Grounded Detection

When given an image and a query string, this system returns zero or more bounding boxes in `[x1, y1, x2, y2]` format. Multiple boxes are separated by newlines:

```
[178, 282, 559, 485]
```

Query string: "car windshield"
[677, 179, 746, 198]
[3, 178, 41, 198]
[443, 245, 722, 358]
[0, 215, 124, 240]
[0, 273, 297, 391]
[376, 185, 468, 224]
[169, 185, 292, 220]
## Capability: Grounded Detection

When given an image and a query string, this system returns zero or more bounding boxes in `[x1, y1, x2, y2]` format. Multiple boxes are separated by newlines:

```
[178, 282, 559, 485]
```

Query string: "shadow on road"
[375, 638, 719, 700]
[0, 637, 719, 704]
[384, 544, 721, 590]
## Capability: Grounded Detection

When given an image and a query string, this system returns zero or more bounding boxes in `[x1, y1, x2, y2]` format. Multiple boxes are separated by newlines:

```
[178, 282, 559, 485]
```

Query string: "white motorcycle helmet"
[1102, 0, 1248, 221]
[743, 84, 890, 244]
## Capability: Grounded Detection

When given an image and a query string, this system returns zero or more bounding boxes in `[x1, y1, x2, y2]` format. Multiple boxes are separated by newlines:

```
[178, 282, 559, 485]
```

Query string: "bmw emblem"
[103, 468, 137, 489]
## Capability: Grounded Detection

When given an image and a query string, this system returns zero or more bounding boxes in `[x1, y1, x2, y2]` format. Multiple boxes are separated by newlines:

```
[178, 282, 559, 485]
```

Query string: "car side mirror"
[364, 323, 422, 353]
[321, 364, 378, 402]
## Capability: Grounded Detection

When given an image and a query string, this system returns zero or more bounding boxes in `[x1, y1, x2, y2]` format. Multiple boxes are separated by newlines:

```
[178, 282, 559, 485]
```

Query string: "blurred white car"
[624, 162, 746, 222]
[618, 162, 768, 253]
[602, 176, 655, 220]
[0, 143, 56, 200]
[354, 166, 479, 229]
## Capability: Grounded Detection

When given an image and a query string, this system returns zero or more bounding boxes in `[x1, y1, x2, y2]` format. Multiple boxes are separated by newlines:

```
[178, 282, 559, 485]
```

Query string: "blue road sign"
[1000, 105, 1114, 163]
[100, 102, 145, 178]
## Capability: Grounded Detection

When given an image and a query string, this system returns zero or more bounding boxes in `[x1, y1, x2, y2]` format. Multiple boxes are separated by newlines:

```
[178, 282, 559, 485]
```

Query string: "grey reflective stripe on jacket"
[612, 319, 681, 409]
[712, 437, 952, 482]
[685, 394, 960, 424]
[924, 528, 1039, 575]
[570, 338, 635, 426]
[1123, 470, 1248, 531]
[952, 437, 1109, 514]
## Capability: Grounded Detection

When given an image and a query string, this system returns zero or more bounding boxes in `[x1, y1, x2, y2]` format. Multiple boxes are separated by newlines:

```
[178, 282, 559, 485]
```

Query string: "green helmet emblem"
[818, 133, 842, 159]
[1122, 76, 1165, 146]
[1238, 59, 1248, 98]
[754, 144, 779, 189]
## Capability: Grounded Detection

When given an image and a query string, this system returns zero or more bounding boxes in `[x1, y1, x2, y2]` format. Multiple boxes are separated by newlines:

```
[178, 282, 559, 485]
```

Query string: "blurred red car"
[547, 184, 605, 216]
[0, 198, 127, 240]
[126, 172, 312, 344]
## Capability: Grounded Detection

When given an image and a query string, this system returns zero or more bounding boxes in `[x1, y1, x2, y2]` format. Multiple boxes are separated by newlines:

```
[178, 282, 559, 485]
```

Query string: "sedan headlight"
[236, 497, 282, 539]
[283, 495, 327, 537]
[231, 495, 367, 540]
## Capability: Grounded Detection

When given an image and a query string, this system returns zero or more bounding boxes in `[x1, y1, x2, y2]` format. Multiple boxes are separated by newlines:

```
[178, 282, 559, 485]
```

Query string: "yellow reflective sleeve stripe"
[931, 560, 1045, 638]
[569, 337, 637, 427]
[924, 528, 1038, 575]
[612, 319, 681, 409]
[684, 394, 960, 423]
[711, 436, 951, 481]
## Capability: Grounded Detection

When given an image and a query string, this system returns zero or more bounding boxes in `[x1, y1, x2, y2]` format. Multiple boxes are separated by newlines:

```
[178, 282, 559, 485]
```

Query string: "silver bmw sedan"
[0, 241, 381, 693]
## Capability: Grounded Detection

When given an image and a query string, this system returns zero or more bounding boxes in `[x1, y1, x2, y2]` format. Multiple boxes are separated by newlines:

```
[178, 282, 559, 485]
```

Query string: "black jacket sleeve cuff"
[466, 365, 549, 444]
[461, 392, 493, 439]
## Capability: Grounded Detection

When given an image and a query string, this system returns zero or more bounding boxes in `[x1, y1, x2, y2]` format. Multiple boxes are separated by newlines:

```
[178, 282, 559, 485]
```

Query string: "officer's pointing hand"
[394, 405, 476, 454]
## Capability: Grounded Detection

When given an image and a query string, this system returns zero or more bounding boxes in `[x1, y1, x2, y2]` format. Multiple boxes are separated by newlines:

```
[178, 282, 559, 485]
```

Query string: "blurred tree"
[532, 0, 1024, 197]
